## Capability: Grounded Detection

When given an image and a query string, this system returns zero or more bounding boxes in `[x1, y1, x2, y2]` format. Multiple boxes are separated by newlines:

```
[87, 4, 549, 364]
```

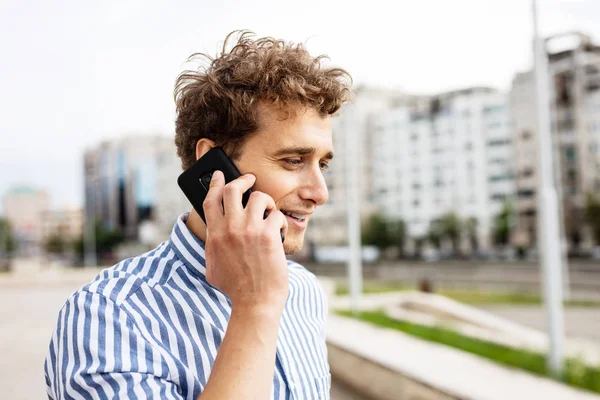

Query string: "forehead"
[253, 103, 333, 151]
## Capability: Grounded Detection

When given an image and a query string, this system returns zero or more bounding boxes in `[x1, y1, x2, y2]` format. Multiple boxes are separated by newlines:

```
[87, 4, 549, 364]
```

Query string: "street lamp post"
[345, 107, 363, 314]
[532, 0, 565, 377]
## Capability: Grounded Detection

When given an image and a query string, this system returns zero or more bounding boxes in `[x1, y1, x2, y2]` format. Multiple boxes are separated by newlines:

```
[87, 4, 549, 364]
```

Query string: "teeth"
[283, 211, 306, 221]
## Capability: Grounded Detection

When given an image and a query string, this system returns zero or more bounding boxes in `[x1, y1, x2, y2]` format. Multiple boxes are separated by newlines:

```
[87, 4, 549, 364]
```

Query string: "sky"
[1, 0, 600, 213]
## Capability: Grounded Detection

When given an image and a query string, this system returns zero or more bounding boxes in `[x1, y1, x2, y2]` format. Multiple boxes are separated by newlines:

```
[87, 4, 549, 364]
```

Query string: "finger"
[203, 170, 225, 227]
[266, 209, 288, 242]
[246, 191, 276, 223]
[222, 174, 257, 216]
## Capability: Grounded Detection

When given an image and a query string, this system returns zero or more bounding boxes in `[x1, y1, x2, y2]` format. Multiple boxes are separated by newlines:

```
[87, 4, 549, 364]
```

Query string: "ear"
[195, 138, 216, 160]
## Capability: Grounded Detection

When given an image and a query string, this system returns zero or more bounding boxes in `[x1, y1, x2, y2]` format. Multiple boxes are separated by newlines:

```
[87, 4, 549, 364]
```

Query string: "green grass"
[334, 281, 412, 296]
[337, 309, 600, 394]
[334, 283, 600, 307]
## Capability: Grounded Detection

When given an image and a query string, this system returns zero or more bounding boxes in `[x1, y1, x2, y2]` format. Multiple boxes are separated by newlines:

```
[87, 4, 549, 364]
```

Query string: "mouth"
[281, 210, 308, 221]
[280, 210, 312, 231]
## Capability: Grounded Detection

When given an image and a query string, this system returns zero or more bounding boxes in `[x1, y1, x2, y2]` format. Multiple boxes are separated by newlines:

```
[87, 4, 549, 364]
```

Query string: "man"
[44, 30, 351, 399]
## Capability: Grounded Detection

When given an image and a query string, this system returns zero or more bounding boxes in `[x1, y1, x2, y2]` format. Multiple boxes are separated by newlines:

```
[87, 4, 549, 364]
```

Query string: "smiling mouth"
[281, 211, 307, 221]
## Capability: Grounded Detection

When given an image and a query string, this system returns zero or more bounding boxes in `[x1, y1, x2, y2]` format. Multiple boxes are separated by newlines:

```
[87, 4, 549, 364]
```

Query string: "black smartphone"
[177, 147, 284, 242]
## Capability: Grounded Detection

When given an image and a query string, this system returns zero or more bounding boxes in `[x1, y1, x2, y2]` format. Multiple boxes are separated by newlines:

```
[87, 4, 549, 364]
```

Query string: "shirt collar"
[168, 212, 207, 277]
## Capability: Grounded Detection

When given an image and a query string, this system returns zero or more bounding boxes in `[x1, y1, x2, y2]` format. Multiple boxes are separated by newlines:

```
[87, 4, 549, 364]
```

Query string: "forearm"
[197, 306, 282, 400]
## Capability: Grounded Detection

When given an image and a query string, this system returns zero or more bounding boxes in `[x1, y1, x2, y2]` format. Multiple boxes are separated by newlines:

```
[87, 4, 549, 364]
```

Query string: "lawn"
[336, 309, 600, 394]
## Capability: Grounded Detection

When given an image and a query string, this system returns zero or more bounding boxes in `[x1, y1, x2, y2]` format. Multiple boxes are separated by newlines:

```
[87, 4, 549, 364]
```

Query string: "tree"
[465, 217, 479, 255]
[493, 201, 513, 246]
[585, 193, 600, 246]
[44, 234, 65, 254]
[0, 218, 16, 255]
[439, 212, 462, 255]
[73, 220, 125, 264]
[388, 218, 407, 258]
[361, 212, 393, 252]
[426, 221, 442, 250]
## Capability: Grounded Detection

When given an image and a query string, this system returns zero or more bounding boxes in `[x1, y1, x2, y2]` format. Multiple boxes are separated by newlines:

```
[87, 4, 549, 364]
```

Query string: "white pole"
[532, 0, 565, 376]
[345, 106, 363, 314]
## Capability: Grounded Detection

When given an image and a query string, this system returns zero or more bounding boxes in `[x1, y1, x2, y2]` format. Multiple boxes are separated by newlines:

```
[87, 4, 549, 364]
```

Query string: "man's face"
[234, 103, 332, 255]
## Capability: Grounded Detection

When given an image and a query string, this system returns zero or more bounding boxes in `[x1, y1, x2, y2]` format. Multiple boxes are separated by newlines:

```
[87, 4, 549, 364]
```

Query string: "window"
[520, 209, 536, 217]
[518, 189, 535, 198]
[521, 168, 534, 178]
[569, 186, 577, 196]
[565, 147, 576, 163]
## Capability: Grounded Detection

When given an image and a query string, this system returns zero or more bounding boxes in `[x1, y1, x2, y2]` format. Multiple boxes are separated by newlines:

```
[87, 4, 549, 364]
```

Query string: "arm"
[196, 170, 290, 400]
[197, 306, 281, 399]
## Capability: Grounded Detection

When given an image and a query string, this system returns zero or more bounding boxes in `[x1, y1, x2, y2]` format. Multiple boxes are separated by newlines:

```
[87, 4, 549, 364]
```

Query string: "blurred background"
[2, 0, 600, 399]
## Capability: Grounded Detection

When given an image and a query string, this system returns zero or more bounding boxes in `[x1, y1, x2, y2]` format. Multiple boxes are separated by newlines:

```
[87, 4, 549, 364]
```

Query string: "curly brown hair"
[173, 30, 352, 170]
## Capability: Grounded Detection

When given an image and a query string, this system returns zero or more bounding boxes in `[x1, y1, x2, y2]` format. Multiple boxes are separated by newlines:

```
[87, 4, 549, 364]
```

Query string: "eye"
[284, 158, 303, 167]
[319, 161, 330, 171]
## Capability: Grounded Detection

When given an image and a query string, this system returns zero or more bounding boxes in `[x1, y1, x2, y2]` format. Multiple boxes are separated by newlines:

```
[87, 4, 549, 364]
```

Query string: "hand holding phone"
[178, 148, 290, 312]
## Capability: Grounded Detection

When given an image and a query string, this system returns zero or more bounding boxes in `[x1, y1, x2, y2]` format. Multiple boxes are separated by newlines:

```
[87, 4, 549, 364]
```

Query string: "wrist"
[230, 300, 285, 323]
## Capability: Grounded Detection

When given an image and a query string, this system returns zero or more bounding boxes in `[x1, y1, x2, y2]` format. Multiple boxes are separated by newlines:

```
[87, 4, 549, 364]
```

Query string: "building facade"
[371, 87, 514, 252]
[40, 208, 83, 244]
[83, 135, 177, 244]
[511, 32, 600, 252]
[2, 185, 50, 255]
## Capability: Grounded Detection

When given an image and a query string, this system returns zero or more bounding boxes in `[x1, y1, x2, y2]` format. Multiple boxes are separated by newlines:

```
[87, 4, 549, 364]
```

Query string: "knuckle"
[258, 229, 272, 243]
[223, 183, 237, 196]
[249, 191, 264, 203]
[203, 197, 214, 209]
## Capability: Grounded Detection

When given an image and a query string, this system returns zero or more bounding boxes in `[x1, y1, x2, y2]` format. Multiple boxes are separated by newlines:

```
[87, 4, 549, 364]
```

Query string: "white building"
[371, 87, 514, 252]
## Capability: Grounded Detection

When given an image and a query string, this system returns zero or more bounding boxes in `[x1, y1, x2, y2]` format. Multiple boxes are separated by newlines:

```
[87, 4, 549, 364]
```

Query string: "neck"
[185, 209, 208, 244]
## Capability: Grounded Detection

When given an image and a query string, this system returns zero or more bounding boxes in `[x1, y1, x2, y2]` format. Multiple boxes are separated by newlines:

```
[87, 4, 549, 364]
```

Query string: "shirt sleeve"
[44, 290, 190, 400]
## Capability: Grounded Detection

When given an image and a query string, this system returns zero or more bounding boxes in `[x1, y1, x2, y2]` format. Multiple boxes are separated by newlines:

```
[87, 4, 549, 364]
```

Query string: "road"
[0, 273, 368, 400]
[481, 305, 600, 343]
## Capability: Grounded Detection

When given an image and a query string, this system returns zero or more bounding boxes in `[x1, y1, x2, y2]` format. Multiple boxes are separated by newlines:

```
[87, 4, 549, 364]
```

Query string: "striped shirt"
[44, 213, 331, 399]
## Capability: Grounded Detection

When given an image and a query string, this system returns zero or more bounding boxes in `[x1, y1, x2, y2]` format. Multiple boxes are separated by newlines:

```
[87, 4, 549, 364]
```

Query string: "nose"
[298, 164, 329, 206]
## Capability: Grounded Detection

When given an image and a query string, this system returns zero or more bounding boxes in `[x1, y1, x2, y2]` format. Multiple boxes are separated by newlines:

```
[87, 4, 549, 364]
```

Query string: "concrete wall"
[328, 342, 462, 400]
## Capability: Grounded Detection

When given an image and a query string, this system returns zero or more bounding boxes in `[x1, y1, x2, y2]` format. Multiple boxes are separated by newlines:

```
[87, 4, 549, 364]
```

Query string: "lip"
[284, 214, 309, 230]
[281, 210, 312, 231]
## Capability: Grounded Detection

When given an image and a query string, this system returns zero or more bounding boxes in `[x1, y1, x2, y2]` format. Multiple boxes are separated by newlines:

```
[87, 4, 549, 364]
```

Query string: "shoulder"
[287, 260, 329, 299]
[79, 240, 185, 307]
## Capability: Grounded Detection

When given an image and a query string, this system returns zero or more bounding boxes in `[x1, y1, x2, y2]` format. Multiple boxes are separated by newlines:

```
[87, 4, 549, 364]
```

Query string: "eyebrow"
[272, 146, 334, 160]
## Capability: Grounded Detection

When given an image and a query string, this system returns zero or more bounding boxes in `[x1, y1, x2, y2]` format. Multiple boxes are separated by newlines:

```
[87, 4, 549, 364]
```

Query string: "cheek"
[256, 171, 299, 202]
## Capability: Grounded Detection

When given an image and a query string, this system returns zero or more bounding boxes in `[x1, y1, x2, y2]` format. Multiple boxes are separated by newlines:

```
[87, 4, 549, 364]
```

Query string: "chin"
[283, 234, 304, 255]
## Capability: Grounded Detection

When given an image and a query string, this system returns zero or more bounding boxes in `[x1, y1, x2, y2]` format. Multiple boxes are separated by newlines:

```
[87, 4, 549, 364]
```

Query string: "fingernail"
[212, 170, 221, 181]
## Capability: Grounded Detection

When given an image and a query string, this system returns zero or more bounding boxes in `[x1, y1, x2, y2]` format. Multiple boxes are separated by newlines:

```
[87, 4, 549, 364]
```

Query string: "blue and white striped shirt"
[44, 213, 331, 399]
